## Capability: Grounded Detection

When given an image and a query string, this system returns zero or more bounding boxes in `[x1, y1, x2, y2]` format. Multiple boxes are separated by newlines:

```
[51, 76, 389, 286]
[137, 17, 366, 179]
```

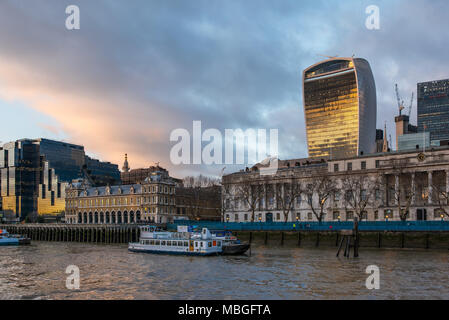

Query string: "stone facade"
[65, 172, 222, 224]
[222, 147, 449, 222]
[65, 172, 179, 224]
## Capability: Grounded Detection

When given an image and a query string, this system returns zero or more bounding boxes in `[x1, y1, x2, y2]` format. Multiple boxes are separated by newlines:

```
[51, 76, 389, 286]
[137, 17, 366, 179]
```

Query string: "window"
[374, 189, 381, 201]
[244, 214, 248, 221]
[308, 212, 313, 220]
[375, 160, 380, 168]
[234, 214, 239, 222]
[276, 213, 280, 220]
[334, 191, 341, 201]
[208, 242, 212, 248]
[345, 191, 352, 202]
[374, 210, 379, 220]
[347, 211, 354, 220]
[334, 164, 339, 172]
[333, 211, 340, 220]
[361, 190, 367, 201]
[361, 161, 367, 170]
[347, 162, 352, 171]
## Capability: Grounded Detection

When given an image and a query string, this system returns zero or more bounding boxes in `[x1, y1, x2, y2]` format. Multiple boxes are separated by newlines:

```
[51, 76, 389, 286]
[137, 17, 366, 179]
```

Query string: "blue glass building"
[0, 138, 120, 220]
[417, 79, 449, 143]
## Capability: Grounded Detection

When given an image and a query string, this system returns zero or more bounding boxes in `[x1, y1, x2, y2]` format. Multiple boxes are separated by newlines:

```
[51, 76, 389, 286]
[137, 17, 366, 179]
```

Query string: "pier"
[0, 224, 163, 244]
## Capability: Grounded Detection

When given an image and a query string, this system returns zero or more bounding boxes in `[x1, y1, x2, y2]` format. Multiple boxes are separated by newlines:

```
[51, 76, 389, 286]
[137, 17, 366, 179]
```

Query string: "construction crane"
[407, 92, 414, 117]
[395, 84, 405, 116]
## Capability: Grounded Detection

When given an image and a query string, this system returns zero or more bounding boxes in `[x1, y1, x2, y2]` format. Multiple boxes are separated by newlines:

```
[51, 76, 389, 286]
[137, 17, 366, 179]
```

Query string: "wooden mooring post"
[336, 217, 360, 258]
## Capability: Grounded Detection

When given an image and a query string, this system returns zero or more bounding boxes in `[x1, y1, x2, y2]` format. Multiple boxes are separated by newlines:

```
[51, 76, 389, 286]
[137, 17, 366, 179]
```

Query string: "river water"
[0, 242, 447, 300]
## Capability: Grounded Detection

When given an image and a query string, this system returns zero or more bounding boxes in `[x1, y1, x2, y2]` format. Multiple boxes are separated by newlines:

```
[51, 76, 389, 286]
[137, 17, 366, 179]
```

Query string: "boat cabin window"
[194, 242, 198, 248]
[167, 241, 171, 246]
[184, 241, 188, 247]
[200, 242, 204, 248]
[155, 240, 160, 245]
[161, 241, 166, 246]
[208, 242, 212, 248]
[217, 241, 221, 247]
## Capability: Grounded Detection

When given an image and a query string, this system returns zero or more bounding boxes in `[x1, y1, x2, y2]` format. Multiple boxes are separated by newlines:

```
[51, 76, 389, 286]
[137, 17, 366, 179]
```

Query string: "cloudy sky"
[0, 0, 448, 178]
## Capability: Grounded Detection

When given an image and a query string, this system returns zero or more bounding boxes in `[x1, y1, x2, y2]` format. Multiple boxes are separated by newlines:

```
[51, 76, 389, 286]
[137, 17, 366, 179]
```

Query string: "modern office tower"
[0, 138, 120, 220]
[417, 79, 449, 143]
[397, 132, 431, 151]
[303, 57, 377, 159]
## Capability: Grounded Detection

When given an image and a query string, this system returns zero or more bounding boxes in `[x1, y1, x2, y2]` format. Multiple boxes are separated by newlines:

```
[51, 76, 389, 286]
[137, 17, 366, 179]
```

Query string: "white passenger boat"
[128, 226, 222, 256]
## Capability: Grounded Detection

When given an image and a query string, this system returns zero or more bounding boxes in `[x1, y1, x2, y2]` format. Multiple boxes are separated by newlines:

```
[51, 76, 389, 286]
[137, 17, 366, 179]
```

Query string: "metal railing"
[168, 220, 449, 232]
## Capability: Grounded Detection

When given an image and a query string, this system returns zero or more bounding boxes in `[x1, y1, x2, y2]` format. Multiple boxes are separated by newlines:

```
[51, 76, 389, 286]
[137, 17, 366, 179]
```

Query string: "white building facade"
[222, 148, 449, 223]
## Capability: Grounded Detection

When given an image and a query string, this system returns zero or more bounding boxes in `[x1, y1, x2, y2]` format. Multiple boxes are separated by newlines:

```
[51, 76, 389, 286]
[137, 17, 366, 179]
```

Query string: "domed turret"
[122, 153, 130, 172]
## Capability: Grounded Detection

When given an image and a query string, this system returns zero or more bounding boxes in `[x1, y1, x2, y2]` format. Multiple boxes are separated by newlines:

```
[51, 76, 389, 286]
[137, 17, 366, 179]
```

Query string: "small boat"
[0, 229, 31, 246]
[209, 230, 251, 255]
[128, 226, 222, 256]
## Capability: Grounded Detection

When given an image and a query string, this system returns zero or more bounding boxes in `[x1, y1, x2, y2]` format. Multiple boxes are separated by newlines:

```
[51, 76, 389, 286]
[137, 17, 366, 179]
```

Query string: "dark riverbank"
[2, 224, 449, 250]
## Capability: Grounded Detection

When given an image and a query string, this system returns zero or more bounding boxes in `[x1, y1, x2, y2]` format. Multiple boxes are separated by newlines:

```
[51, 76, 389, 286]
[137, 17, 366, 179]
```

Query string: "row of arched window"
[76, 211, 142, 224]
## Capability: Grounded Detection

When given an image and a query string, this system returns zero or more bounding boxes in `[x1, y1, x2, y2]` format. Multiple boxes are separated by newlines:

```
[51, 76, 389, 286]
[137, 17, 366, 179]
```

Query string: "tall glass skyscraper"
[302, 58, 377, 159]
[417, 79, 449, 142]
[0, 138, 120, 220]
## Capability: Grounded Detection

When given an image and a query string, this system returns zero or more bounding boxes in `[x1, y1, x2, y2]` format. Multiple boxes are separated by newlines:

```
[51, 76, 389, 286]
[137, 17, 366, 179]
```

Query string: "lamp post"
[226, 216, 229, 223]
[259, 216, 262, 223]
[441, 214, 444, 222]
[337, 215, 341, 223]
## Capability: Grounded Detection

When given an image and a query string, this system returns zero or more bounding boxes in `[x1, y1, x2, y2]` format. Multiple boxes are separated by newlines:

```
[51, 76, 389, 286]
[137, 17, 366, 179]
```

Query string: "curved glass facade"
[303, 58, 377, 159]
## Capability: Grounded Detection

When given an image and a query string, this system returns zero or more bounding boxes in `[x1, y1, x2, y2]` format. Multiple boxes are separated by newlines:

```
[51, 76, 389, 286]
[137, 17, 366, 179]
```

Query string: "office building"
[417, 79, 449, 143]
[303, 57, 377, 159]
[0, 138, 120, 221]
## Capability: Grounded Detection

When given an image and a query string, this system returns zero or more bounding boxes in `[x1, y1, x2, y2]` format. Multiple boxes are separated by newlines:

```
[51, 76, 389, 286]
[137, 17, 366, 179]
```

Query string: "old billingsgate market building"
[222, 148, 449, 223]
[65, 171, 177, 224]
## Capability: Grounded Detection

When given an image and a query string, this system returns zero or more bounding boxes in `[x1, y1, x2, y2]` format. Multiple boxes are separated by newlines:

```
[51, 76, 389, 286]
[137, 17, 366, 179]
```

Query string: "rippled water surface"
[0, 242, 448, 299]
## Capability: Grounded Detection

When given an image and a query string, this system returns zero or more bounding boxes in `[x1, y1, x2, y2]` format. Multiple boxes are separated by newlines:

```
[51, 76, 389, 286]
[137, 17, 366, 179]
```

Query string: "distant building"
[66, 171, 178, 224]
[418, 79, 449, 143]
[65, 172, 222, 224]
[397, 132, 432, 152]
[376, 129, 384, 153]
[303, 57, 377, 159]
[176, 186, 221, 221]
[119, 154, 182, 185]
[0, 138, 120, 221]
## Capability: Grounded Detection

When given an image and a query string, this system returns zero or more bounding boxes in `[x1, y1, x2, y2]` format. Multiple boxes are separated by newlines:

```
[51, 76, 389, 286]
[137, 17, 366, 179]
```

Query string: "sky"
[0, 0, 448, 179]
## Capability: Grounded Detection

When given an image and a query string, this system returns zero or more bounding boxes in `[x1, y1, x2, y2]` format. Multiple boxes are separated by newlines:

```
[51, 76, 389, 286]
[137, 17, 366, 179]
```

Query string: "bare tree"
[343, 174, 380, 220]
[304, 175, 337, 222]
[389, 159, 416, 221]
[221, 183, 234, 221]
[433, 179, 449, 218]
[235, 182, 264, 222]
[183, 175, 220, 188]
[275, 181, 303, 222]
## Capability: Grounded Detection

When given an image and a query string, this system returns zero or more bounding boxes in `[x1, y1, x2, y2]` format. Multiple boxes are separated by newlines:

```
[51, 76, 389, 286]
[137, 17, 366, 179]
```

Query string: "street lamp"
[441, 214, 444, 222]
[385, 215, 389, 222]
[337, 215, 341, 222]
[258, 216, 262, 222]
[226, 216, 229, 223]
[296, 216, 299, 222]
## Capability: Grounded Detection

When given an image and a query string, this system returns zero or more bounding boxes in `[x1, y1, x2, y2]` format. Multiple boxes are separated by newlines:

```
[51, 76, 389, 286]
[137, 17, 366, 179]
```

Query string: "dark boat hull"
[221, 243, 250, 255]
[18, 238, 31, 245]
